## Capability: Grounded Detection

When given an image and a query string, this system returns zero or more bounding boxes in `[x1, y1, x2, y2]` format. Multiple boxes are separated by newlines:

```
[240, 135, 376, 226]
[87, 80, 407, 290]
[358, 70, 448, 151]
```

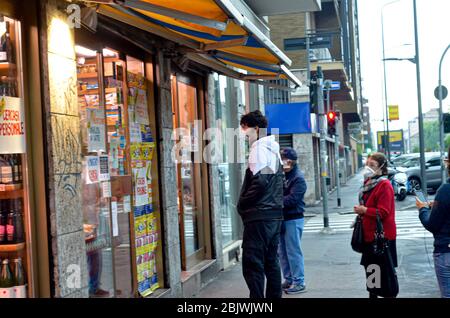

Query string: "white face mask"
[282, 160, 290, 170]
[363, 166, 376, 179]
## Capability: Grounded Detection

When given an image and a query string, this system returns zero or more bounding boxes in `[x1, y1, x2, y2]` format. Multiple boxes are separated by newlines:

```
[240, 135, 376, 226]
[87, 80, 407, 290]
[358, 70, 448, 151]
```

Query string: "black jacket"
[237, 165, 284, 224]
[283, 165, 307, 220]
[419, 178, 450, 253]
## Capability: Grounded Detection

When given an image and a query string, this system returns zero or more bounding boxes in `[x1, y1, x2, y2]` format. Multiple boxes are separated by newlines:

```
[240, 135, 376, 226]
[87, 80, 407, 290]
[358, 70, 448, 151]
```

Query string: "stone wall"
[154, 50, 182, 297]
[293, 134, 318, 205]
[39, 0, 88, 297]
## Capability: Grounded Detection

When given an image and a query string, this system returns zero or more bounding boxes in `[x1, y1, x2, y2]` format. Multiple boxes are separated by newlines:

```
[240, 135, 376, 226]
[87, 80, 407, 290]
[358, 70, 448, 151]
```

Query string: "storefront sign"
[87, 108, 106, 152]
[0, 97, 26, 154]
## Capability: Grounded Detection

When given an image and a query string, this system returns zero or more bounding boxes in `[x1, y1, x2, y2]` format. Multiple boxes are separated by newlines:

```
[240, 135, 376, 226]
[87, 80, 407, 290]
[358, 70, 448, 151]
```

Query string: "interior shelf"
[0, 187, 23, 199]
[0, 62, 17, 71]
[0, 242, 26, 252]
[77, 72, 98, 79]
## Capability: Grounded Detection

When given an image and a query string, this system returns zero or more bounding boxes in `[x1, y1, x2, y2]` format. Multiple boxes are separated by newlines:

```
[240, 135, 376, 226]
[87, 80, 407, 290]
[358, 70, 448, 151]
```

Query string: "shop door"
[171, 74, 209, 270]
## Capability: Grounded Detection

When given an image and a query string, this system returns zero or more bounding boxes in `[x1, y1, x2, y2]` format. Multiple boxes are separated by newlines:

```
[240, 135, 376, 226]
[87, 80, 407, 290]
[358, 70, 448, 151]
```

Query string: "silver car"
[404, 153, 446, 192]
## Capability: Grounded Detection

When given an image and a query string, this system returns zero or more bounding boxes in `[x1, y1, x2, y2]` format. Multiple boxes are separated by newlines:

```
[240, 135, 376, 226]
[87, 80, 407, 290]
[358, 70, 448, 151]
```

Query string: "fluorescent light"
[103, 48, 118, 57]
[75, 45, 97, 57]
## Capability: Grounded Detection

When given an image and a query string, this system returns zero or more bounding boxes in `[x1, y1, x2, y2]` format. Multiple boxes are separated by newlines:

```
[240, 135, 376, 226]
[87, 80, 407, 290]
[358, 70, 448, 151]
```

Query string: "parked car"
[390, 153, 419, 168]
[405, 153, 446, 193]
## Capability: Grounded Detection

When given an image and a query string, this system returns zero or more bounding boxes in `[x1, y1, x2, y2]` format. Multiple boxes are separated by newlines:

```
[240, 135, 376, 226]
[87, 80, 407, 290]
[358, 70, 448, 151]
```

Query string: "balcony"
[244, 0, 322, 16]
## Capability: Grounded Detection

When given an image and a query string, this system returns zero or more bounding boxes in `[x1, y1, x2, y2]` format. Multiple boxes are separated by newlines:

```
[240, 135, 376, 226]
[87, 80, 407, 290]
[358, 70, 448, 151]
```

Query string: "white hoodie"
[248, 135, 283, 175]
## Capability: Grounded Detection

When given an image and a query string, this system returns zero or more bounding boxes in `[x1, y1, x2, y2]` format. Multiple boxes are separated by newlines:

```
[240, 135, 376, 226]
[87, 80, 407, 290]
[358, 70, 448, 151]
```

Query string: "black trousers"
[242, 219, 282, 299]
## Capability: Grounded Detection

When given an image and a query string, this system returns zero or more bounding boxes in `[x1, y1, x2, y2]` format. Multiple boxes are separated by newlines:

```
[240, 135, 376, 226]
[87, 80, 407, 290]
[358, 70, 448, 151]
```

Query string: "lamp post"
[381, 0, 400, 162]
[413, 0, 427, 193]
[438, 44, 450, 183]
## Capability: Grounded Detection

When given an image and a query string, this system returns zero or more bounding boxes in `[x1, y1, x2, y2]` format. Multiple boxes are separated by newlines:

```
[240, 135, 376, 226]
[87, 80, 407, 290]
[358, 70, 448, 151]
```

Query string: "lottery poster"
[86, 156, 99, 184]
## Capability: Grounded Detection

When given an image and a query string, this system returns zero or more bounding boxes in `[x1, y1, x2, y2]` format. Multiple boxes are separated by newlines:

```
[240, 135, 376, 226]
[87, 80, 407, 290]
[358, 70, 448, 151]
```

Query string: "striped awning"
[92, 0, 302, 87]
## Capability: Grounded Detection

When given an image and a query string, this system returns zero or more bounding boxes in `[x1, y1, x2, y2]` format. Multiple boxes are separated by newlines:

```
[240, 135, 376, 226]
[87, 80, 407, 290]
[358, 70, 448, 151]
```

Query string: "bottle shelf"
[0, 188, 23, 199]
[77, 72, 98, 79]
[78, 87, 118, 96]
[0, 242, 25, 252]
[0, 62, 17, 71]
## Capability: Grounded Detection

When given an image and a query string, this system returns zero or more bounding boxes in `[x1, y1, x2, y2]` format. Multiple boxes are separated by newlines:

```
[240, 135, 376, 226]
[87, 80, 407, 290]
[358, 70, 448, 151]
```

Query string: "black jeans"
[242, 219, 282, 299]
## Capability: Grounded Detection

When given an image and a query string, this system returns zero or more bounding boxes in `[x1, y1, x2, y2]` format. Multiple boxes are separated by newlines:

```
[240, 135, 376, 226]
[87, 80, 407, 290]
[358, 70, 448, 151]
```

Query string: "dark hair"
[240, 110, 268, 129]
[367, 152, 388, 175]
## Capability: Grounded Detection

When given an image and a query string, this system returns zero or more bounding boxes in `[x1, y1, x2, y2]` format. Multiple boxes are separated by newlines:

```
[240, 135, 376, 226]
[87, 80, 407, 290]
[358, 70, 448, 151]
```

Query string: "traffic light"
[444, 113, 450, 133]
[327, 111, 337, 135]
[309, 74, 317, 113]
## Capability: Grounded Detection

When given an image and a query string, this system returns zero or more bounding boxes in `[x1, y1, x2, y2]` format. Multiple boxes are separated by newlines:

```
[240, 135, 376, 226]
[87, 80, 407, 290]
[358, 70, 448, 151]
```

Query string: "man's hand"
[353, 205, 367, 215]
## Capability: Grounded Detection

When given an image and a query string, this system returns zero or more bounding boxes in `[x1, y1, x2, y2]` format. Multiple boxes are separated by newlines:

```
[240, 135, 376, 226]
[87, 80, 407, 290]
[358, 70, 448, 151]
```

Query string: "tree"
[423, 121, 440, 152]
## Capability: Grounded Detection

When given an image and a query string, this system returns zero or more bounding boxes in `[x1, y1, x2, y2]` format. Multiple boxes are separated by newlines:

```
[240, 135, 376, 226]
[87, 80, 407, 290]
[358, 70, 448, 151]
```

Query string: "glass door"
[76, 45, 116, 298]
[171, 74, 207, 270]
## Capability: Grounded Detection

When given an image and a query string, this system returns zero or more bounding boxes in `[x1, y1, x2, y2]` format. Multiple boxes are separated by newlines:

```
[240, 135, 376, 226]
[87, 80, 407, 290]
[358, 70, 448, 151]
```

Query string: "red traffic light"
[327, 111, 336, 121]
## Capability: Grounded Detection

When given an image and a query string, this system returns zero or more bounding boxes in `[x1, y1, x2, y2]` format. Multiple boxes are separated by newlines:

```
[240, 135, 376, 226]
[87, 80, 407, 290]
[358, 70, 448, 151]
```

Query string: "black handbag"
[351, 215, 364, 253]
[368, 210, 399, 298]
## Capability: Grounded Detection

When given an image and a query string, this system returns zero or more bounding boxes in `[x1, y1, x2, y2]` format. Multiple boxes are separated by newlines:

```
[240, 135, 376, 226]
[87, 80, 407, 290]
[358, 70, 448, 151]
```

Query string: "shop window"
[76, 44, 162, 297]
[0, 16, 32, 298]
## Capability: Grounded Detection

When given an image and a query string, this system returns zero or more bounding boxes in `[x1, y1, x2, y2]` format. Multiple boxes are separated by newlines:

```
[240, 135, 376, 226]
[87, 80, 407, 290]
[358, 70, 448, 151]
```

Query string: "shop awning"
[89, 0, 302, 87]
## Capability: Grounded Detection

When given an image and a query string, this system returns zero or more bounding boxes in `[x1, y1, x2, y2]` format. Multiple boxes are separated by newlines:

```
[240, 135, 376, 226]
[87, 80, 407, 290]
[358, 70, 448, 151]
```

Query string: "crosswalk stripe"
[303, 210, 433, 239]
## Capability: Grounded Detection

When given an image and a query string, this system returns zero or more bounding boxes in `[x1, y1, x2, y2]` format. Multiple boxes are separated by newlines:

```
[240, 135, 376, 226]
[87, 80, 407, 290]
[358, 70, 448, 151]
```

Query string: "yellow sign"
[388, 105, 399, 120]
[377, 130, 403, 144]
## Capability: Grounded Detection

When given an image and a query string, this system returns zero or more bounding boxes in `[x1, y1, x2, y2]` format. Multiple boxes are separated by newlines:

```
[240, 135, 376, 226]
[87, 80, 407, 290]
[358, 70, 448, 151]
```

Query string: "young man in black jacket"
[237, 110, 284, 299]
[278, 147, 307, 294]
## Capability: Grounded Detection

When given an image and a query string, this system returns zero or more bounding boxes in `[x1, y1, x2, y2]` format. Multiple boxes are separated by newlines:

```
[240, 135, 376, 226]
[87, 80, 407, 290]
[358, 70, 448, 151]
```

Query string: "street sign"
[388, 105, 399, 120]
[434, 85, 448, 100]
[323, 81, 341, 91]
[377, 130, 404, 152]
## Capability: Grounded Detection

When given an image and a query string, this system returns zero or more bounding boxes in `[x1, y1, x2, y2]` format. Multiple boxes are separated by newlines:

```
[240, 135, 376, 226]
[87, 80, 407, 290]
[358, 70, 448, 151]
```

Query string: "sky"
[357, 0, 450, 142]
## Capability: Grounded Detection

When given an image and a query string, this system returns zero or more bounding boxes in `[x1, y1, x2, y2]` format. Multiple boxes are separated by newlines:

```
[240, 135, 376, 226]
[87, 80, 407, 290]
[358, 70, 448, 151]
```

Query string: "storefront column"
[293, 134, 318, 205]
[154, 50, 182, 297]
[39, 0, 88, 297]
[205, 74, 224, 272]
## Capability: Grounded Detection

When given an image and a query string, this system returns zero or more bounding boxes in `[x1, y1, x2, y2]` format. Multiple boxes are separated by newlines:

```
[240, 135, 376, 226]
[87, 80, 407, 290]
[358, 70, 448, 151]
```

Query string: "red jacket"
[361, 179, 396, 243]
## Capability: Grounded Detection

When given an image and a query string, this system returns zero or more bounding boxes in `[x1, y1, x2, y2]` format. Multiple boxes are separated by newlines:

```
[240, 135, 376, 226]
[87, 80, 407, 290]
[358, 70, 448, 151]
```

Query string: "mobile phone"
[413, 189, 429, 204]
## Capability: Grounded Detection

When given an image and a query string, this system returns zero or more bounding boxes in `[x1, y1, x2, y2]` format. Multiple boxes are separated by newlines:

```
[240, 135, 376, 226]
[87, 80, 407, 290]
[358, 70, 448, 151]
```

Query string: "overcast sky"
[357, 0, 450, 142]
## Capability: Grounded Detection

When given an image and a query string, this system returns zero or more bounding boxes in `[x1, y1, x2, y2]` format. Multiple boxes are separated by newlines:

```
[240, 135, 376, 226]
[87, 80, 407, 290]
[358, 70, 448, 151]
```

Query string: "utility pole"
[438, 44, 450, 184]
[317, 67, 334, 234]
[335, 114, 342, 208]
[413, 0, 427, 193]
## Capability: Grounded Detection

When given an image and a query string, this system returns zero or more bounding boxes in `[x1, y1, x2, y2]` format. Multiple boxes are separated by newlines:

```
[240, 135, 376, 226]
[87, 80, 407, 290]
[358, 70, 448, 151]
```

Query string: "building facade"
[0, 0, 301, 298]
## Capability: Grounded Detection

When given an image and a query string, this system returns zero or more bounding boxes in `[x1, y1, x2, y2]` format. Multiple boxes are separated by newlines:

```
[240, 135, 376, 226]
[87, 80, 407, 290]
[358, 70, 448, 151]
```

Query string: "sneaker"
[281, 281, 292, 289]
[285, 284, 306, 294]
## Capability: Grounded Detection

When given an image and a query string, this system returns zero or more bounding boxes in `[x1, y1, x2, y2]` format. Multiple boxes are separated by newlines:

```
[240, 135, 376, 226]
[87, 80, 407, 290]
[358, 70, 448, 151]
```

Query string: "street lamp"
[381, 0, 400, 162]
[438, 44, 450, 184]
[413, 0, 427, 193]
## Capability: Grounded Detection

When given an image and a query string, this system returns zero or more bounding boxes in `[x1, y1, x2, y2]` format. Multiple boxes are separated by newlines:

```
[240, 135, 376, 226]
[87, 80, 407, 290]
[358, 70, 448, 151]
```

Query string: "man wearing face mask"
[237, 110, 284, 299]
[278, 147, 307, 294]
[354, 152, 398, 298]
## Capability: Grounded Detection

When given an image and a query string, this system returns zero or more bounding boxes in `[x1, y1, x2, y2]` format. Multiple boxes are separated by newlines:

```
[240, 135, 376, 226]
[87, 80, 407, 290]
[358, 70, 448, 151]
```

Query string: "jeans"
[278, 218, 305, 286]
[242, 220, 282, 299]
[87, 251, 102, 294]
[434, 252, 450, 298]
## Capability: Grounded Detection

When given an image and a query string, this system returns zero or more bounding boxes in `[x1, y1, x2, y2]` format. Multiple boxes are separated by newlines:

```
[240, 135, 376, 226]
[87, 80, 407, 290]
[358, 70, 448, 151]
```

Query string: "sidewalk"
[196, 170, 441, 298]
[305, 171, 363, 216]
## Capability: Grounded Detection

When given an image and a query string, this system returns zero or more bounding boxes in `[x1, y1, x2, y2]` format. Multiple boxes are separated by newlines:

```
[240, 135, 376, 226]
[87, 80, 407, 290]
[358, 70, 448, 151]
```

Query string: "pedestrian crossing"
[303, 210, 433, 240]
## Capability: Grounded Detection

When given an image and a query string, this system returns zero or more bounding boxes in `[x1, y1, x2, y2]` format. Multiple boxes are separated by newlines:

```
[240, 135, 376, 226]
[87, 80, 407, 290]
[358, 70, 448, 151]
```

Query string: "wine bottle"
[0, 259, 15, 298]
[13, 199, 24, 243]
[12, 258, 26, 298]
[0, 200, 7, 243]
[0, 155, 13, 185]
[6, 200, 15, 243]
[0, 22, 7, 63]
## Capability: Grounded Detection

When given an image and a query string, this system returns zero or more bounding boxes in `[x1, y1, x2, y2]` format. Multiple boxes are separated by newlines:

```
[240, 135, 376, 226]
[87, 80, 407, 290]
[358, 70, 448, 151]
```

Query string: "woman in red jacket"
[354, 152, 397, 298]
